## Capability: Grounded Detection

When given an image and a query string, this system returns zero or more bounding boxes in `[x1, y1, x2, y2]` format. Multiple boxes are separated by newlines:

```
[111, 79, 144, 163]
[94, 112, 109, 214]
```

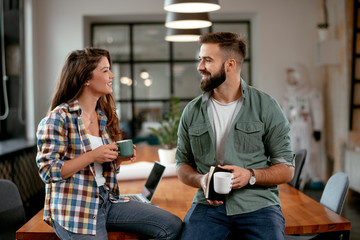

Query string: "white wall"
[322, 0, 349, 173]
[29, 0, 349, 174]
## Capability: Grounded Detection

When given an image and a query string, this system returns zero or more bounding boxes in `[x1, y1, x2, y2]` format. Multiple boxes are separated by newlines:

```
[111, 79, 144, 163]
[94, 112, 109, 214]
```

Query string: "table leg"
[341, 230, 350, 240]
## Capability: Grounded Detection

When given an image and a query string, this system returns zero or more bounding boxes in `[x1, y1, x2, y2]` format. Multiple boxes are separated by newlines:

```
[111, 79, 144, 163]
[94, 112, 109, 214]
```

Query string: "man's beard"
[200, 63, 226, 92]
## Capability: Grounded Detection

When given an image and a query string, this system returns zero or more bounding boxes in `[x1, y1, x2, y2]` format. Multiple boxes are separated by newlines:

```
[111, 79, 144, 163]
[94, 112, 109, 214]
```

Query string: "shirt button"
[196, 130, 199, 134]
[246, 128, 250, 131]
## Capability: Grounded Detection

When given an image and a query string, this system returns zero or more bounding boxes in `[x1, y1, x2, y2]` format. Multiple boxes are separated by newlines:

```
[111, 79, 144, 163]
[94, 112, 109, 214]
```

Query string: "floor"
[304, 187, 360, 240]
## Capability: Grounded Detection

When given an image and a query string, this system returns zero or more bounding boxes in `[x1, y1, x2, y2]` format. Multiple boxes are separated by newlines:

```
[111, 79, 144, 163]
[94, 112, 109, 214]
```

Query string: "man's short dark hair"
[199, 32, 247, 64]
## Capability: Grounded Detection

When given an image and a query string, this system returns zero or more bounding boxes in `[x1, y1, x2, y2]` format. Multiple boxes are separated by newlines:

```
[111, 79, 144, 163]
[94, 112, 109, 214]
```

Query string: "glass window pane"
[134, 102, 165, 138]
[353, 109, 360, 131]
[92, 25, 130, 61]
[212, 23, 250, 59]
[173, 28, 209, 60]
[173, 42, 200, 60]
[356, 59, 360, 79]
[118, 102, 133, 138]
[134, 63, 170, 99]
[241, 61, 250, 85]
[212, 22, 249, 40]
[354, 84, 360, 105]
[174, 63, 202, 98]
[133, 24, 169, 60]
[356, 33, 360, 54]
[112, 63, 131, 100]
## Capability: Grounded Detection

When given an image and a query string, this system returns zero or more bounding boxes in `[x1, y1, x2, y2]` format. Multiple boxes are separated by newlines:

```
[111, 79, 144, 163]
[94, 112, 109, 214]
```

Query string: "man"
[176, 32, 295, 240]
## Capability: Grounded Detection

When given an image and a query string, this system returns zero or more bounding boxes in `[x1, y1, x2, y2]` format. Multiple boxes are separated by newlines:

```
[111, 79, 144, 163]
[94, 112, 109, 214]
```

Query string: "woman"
[36, 48, 182, 240]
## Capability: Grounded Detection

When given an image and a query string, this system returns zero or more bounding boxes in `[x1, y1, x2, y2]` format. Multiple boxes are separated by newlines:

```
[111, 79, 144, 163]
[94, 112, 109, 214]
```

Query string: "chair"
[288, 149, 307, 189]
[319, 172, 349, 214]
[285, 172, 350, 240]
[0, 179, 26, 240]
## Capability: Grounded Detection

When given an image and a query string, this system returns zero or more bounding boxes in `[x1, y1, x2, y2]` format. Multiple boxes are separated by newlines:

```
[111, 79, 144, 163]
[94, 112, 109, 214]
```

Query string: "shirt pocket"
[189, 125, 212, 157]
[234, 122, 263, 153]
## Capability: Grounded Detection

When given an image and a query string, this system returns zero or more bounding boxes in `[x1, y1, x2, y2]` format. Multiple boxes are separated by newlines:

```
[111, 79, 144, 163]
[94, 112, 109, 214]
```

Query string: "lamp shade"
[165, 28, 201, 42]
[164, 0, 220, 13]
[165, 12, 212, 29]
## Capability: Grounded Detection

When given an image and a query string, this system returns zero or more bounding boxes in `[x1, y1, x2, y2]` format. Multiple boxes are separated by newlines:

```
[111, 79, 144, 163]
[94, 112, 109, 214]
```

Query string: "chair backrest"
[288, 149, 307, 189]
[0, 179, 26, 239]
[320, 172, 350, 215]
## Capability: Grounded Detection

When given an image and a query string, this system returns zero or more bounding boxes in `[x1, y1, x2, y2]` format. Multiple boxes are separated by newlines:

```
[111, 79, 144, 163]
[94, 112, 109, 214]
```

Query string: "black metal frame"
[350, 0, 360, 130]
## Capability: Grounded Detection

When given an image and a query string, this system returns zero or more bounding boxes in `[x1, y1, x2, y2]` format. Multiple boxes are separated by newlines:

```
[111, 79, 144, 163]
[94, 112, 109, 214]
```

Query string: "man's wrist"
[200, 174, 207, 190]
[248, 169, 256, 185]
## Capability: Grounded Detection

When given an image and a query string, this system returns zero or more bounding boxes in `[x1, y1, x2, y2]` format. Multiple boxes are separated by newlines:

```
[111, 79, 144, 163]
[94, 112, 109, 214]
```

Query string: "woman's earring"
[86, 82, 89, 86]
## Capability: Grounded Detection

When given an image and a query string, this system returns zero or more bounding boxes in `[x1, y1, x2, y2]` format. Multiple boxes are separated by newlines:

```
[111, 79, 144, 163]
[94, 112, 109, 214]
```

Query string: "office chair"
[0, 179, 26, 240]
[285, 172, 350, 240]
[288, 149, 307, 189]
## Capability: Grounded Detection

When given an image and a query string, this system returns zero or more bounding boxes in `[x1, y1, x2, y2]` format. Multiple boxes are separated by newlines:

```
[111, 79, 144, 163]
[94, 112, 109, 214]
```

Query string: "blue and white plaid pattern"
[36, 100, 119, 235]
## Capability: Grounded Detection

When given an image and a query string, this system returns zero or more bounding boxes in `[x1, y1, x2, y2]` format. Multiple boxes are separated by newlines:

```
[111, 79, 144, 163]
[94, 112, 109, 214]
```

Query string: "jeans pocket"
[185, 203, 208, 223]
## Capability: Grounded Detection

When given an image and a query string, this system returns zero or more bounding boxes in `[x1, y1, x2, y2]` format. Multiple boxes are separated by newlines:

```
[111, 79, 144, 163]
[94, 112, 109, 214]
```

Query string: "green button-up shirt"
[176, 80, 295, 215]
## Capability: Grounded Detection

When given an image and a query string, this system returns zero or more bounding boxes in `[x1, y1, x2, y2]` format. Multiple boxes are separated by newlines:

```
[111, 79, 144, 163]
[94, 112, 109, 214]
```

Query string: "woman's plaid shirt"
[36, 100, 120, 235]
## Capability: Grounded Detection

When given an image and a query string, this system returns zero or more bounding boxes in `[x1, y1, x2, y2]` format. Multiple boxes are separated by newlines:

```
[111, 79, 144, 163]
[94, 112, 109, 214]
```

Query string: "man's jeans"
[52, 186, 182, 240]
[180, 203, 285, 240]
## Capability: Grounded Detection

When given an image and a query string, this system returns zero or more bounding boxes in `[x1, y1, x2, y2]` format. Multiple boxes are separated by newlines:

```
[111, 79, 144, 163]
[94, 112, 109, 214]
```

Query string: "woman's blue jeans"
[180, 203, 285, 240]
[52, 186, 182, 240]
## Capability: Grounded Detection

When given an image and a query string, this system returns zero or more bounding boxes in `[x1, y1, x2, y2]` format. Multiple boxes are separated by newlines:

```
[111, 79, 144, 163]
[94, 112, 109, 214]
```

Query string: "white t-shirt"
[209, 97, 242, 164]
[88, 134, 106, 187]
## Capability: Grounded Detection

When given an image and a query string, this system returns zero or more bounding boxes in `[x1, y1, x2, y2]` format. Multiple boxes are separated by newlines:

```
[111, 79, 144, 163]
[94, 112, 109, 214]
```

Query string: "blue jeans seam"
[107, 220, 169, 239]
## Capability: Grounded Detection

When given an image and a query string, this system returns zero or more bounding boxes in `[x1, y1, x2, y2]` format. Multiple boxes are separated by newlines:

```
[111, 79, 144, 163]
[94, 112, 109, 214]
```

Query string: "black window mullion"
[129, 24, 136, 136]
[169, 41, 174, 95]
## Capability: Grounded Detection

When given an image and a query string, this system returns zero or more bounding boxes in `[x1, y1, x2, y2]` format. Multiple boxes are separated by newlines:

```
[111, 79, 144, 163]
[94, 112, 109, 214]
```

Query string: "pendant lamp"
[164, 0, 220, 13]
[165, 28, 201, 42]
[165, 12, 212, 29]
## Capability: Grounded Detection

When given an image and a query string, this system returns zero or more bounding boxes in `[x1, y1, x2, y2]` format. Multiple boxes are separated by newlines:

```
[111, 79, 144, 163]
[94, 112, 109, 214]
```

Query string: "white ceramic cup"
[213, 172, 234, 194]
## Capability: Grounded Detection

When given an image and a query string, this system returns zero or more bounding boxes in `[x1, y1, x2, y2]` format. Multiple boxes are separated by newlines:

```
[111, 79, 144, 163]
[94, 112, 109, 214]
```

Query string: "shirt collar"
[68, 99, 81, 113]
[240, 78, 248, 100]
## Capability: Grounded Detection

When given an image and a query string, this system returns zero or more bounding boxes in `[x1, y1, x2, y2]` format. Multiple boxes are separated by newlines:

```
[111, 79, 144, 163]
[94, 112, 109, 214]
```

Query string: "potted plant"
[149, 95, 183, 164]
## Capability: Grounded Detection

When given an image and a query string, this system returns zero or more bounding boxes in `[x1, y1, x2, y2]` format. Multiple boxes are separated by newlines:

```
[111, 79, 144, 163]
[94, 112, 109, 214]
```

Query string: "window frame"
[90, 20, 252, 138]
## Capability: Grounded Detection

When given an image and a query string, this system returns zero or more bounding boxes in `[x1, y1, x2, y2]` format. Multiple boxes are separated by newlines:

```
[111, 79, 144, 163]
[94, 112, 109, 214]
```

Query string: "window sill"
[0, 138, 36, 159]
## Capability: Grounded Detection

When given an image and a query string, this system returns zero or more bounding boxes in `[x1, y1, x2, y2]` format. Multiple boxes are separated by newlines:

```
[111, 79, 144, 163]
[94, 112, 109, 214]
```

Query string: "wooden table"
[16, 146, 351, 239]
[279, 184, 350, 238]
[15, 209, 141, 240]
[16, 179, 351, 239]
